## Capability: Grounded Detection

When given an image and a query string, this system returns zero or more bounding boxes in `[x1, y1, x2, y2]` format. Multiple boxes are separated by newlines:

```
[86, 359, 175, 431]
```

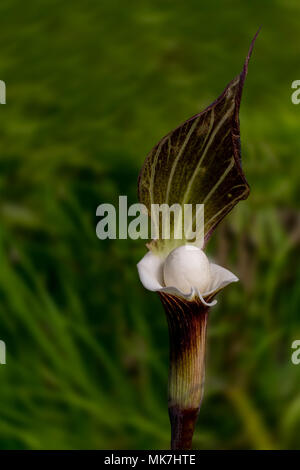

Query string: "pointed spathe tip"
[245, 26, 261, 67]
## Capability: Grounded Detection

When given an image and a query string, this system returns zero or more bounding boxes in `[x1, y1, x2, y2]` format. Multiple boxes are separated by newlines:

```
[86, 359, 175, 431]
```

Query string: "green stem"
[159, 292, 209, 450]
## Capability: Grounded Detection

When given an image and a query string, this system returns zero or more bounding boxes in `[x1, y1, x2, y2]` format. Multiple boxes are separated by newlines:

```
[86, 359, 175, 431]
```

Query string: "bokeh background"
[0, 0, 299, 450]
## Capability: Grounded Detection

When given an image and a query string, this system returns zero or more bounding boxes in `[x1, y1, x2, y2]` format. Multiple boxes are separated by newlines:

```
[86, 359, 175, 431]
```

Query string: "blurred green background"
[0, 0, 299, 450]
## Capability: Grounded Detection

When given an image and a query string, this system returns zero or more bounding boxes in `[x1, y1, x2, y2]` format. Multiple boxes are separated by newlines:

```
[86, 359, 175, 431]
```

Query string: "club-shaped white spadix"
[163, 245, 211, 295]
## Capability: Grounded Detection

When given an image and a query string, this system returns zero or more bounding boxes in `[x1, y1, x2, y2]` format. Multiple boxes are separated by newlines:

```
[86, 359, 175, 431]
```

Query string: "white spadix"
[163, 245, 211, 294]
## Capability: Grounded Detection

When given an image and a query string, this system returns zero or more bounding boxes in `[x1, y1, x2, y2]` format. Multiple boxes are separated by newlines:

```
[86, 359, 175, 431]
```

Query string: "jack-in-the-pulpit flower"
[137, 30, 260, 449]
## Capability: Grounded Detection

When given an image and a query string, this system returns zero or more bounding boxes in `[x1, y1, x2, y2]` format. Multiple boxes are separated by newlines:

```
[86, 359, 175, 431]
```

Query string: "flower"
[136, 29, 260, 450]
[137, 244, 238, 307]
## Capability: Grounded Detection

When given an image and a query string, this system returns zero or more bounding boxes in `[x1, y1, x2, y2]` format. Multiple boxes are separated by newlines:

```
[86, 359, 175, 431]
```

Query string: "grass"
[0, 0, 299, 449]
